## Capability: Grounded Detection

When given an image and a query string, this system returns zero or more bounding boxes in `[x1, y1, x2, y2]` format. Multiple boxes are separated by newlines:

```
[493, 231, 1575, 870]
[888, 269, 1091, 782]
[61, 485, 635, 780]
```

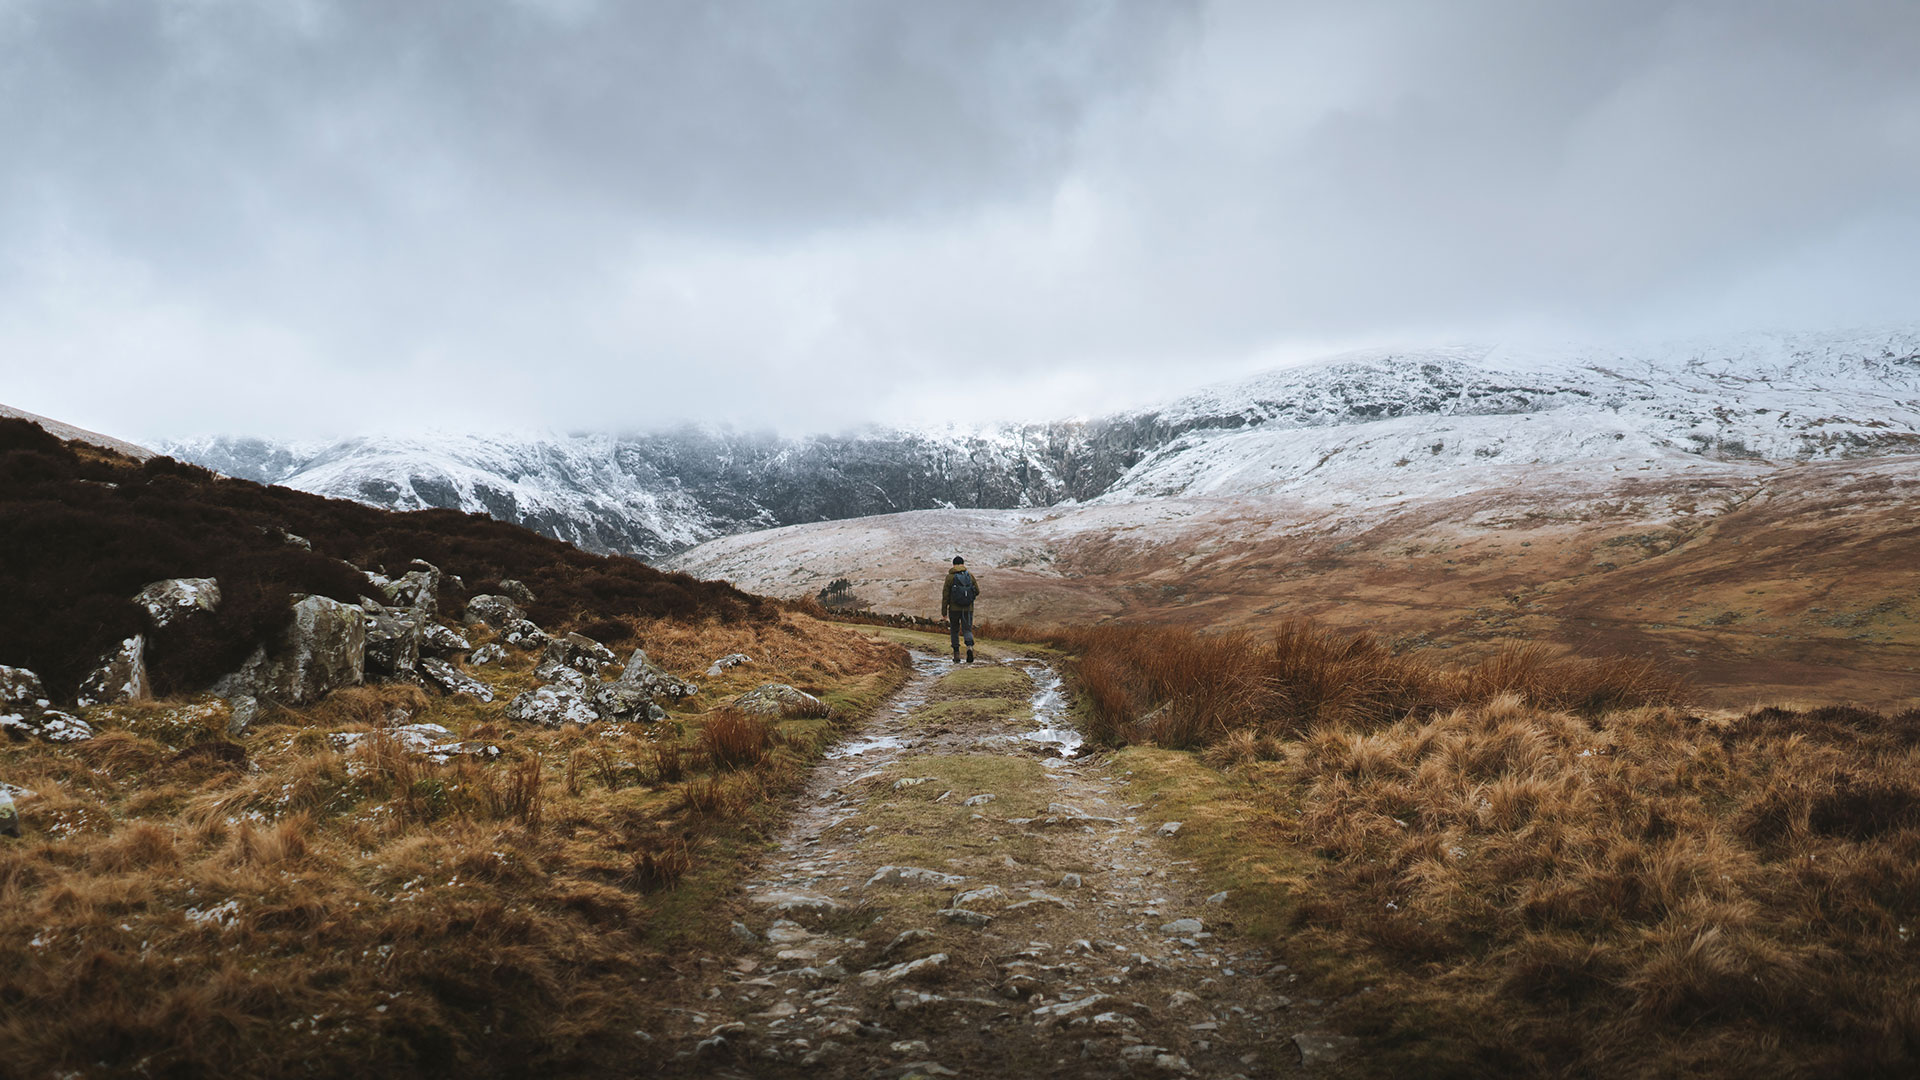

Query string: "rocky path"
[659, 641, 1354, 1079]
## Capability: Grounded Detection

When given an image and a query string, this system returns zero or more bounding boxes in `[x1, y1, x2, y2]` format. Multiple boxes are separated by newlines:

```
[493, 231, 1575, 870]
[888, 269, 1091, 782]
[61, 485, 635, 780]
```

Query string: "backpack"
[949, 569, 978, 608]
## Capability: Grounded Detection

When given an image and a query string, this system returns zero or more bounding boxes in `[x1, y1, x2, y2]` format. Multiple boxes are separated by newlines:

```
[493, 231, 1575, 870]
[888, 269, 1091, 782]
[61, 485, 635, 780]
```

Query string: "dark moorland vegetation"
[984, 618, 1919, 1077]
[0, 418, 768, 699]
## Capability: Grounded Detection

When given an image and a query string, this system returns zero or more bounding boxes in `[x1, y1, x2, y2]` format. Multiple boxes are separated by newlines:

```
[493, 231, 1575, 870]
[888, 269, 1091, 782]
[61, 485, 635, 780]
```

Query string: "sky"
[2, 0, 1917, 442]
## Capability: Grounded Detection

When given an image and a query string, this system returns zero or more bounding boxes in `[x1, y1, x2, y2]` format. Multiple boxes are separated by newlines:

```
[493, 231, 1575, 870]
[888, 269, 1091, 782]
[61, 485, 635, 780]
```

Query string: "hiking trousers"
[948, 607, 974, 651]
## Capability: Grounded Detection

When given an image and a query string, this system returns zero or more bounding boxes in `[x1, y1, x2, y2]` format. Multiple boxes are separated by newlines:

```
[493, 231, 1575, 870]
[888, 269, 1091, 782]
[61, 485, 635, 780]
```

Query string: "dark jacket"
[942, 564, 980, 615]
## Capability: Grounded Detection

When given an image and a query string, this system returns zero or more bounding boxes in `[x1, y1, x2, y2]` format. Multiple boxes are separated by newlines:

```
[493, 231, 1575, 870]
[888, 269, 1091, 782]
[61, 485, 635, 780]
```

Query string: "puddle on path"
[1011, 658, 1083, 759]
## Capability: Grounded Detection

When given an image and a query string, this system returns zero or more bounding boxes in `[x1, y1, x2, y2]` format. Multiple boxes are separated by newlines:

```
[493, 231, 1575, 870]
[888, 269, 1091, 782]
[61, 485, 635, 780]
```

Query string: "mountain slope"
[156, 326, 1920, 558]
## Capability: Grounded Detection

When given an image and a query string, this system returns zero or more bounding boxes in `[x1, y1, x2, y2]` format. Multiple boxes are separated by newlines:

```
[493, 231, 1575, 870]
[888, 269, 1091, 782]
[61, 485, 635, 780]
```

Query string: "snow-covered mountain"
[156, 326, 1920, 559]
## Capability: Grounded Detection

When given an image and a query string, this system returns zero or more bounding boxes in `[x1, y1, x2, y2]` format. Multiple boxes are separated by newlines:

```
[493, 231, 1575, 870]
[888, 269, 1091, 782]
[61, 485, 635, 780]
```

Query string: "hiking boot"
[952, 648, 960, 663]
[966, 649, 974, 663]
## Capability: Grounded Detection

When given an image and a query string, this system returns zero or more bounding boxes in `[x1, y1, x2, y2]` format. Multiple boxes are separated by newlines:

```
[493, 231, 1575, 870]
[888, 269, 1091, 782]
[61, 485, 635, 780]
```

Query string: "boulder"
[500, 619, 550, 650]
[504, 685, 603, 727]
[212, 594, 366, 706]
[497, 579, 537, 605]
[705, 653, 753, 677]
[468, 643, 507, 666]
[30, 710, 93, 743]
[420, 622, 471, 657]
[733, 683, 826, 718]
[134, 578, 221, 629]
[0, 667, 48, 710]
[75, 634, 152, 707]
[543, 632, 617, 674]
[360, 602, 423, 677]
[463, 594, 523, 628]
[0, 789, 16, 837]
[619, 649, 697, 700]
[226, 695, 260, 737]
[381, 561, 442, 616]
[418, 657, 495, 702]
[532, 658, 592, 696]
[591, 678, 653, 720]
[0, 665, 93, 743]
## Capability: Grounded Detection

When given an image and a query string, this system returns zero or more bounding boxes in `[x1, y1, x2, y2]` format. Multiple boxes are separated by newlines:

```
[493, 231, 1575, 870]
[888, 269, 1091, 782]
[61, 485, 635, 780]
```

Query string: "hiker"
[942, 556, 979, 663]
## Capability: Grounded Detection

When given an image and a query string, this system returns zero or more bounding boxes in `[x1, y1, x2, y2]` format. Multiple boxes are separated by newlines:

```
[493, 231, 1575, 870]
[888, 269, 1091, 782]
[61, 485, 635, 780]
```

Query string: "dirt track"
[655, 641, 1354, 1079]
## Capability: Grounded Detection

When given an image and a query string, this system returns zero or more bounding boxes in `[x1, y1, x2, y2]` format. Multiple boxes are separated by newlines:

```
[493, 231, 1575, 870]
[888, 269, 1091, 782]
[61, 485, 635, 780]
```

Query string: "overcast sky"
[3, 0, 1917, 442]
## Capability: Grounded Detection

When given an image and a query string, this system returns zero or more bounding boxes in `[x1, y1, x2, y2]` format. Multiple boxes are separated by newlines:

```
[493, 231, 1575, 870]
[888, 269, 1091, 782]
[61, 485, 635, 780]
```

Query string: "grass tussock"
[0, 609, 909, 1078]
[700, 710, 774, 771]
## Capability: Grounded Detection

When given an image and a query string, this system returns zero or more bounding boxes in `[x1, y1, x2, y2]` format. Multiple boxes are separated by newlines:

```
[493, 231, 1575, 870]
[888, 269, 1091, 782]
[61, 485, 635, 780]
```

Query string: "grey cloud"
[0, 0, 1914, 440]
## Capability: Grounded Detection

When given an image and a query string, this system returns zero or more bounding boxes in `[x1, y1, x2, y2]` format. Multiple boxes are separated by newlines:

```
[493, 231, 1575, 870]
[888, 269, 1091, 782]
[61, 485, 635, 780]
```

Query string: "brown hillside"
[668, 456, 1920, 710]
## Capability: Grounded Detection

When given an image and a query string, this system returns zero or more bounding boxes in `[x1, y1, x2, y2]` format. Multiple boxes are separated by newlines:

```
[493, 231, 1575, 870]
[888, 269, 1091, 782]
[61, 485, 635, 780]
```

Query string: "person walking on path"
[942, 556, 980, 663]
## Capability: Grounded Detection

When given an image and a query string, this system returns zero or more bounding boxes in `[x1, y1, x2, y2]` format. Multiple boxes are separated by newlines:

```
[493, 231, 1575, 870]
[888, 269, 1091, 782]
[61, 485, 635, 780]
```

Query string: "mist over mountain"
[156, 327, 1920, 560]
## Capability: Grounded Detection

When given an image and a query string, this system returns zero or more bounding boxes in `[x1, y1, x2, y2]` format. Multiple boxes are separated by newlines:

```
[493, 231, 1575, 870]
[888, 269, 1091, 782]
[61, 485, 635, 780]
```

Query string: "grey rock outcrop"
[543, 632, 617, 674]
[497, 579, 536, 605]
[212, 594, 366, 706]
[733, 682, 826, 718]
[504, 684, 603, 727]
[380, 561, 442, 615]
[420, 622, 471, 657]
[705, 653, 753, 677]
[500, 619, 550, 650]
[620, 649, 697, 700]
[468, 643, 507, 666]
[463, 594, 523, 628]
[0, 789, 16, 837]
[0, 665, 94, 743]
[532, 658, 592, 696]
[418, 658, 495, 702]
[360, 602, 422, 677]
[75, 634, 151, 707]
[134, 578, 221, 628]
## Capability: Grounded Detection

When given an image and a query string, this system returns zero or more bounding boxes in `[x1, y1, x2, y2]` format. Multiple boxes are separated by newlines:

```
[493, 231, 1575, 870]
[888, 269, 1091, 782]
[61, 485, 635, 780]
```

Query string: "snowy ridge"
[154, 326, 1920, 559]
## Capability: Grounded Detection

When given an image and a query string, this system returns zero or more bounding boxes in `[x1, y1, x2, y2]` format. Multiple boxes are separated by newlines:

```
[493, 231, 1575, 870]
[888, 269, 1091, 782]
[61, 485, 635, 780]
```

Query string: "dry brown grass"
[1026, 619, 1683, 749]
[699, 709, 773, 771]
[993, 616, 1911, 1075]
[0, 609, 909, 1078]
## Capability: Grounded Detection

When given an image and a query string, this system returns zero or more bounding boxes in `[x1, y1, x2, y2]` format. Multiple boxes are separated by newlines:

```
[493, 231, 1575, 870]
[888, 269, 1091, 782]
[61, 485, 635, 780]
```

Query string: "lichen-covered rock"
[468, 643, 507, 666]
[619, 649, 697, 700]
[211, 595, 366, 706]
[420, 622, 471, 657]
[463, 594, 523, 628]
[381, 561, 442, 616]
[0, 789, 17, 837]
[360, 603, 423, 677]
[75, 635, 152, 707]
[134, 578, 221, 629]
[504, 685, 602, 727]
[705, 653, 754, 677]
[544, 632, 617, 674]
[591, 678, 653, 720]
[497, 579, 536, 605]
[226, 695, 260, 737]
[0, 667, 49, 710]
[35, 711, 93, 743]
[733, 683, 827, 718]
[0, 666, 92, 743]
[532, 658, 591, 696]
[501, 619, 550, 650]
[418, 658, 495, 702]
